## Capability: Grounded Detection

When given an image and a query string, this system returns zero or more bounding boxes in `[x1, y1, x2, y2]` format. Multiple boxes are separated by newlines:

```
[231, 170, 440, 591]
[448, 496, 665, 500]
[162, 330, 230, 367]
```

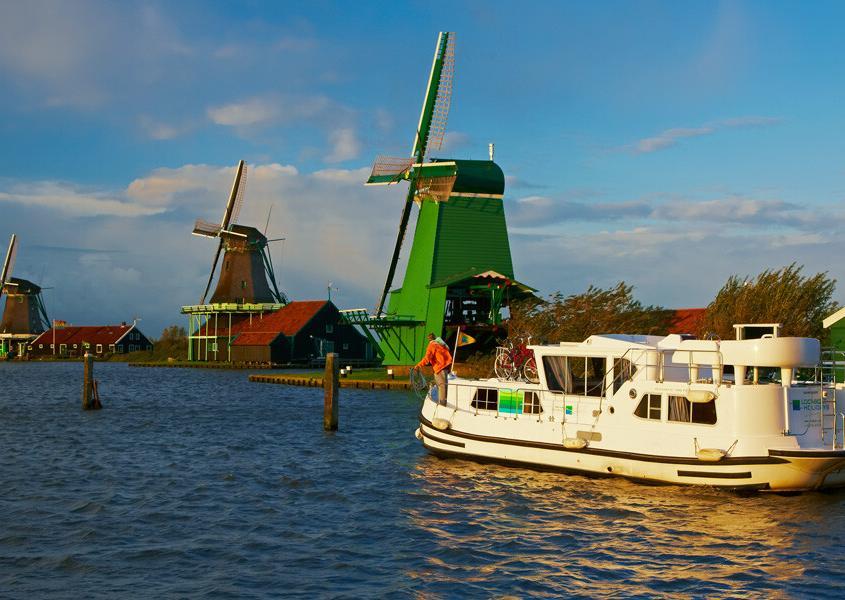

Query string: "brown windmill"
[0, 234, 50, 358]
[191, 160, 287, 305]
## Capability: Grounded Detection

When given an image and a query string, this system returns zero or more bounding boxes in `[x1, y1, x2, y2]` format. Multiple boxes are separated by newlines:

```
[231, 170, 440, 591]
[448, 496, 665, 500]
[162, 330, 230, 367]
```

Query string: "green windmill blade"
[368, 31, 456, 317]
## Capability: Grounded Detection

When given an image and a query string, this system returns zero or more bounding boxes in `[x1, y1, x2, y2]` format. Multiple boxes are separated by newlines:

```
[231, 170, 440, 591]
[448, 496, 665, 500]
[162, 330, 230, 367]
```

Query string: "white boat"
[416, 325, 845, 492]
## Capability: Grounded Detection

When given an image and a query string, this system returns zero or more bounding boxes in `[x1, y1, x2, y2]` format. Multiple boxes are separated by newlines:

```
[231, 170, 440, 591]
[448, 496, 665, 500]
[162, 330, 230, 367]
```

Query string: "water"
[1, 362, 845, 598]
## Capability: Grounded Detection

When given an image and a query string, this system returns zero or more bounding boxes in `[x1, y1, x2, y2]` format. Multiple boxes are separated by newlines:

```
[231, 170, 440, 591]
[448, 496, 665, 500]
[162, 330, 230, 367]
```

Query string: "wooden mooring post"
[323, 352, 339, 430]
[82, 352, 102, 410]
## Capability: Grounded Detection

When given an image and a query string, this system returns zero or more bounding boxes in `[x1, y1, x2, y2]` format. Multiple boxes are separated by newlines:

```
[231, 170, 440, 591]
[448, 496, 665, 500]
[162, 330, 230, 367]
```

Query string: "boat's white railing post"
[782, 386, 791, 435]
[658, 351, 665, 383]
[839, 412, 845, 449]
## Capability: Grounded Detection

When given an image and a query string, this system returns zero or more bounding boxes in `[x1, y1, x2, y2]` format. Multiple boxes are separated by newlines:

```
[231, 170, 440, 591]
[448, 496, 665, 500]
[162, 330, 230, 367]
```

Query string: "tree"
[159, 325, 187, 342]
[509, 282, 675, 343]
[697, 264, 837, 340]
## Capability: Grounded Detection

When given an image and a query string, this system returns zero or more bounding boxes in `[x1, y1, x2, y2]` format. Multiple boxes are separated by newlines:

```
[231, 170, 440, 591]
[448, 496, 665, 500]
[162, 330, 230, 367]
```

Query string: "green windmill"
[342, 32, 534, 366]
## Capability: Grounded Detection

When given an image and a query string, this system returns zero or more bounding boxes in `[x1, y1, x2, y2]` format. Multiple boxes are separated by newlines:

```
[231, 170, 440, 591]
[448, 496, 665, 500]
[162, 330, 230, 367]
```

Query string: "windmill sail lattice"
[424, 33, 455, 157]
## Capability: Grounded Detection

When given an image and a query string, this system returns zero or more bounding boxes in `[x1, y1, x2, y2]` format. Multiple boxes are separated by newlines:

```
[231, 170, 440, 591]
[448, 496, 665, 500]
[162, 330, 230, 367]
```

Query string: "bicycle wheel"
[494, 349, 515, 380]
[521, 355, 539, 383]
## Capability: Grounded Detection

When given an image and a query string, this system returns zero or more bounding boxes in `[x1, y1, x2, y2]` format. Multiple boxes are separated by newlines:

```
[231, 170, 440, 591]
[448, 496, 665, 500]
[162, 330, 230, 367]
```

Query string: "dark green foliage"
[508, 282, 675, 343]
[699, 264, 837, 340]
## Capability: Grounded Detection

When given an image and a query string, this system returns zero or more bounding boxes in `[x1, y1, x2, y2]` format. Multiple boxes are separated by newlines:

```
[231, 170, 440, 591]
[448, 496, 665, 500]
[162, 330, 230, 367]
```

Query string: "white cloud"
[632, 116, 781, 154]
[0, 182, 163, 217]
[635, 127, 713, 154]
[510, 222, 844, 311]
[2, 161, 404, 335]
[207, 97, 280, 127]
[325, 128, 362, 163]
[0, 1, 191, 109]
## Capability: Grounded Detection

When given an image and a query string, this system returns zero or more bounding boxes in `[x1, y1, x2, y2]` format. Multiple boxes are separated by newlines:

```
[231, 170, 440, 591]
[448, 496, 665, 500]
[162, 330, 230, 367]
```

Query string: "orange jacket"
[417, 341, 452, 373]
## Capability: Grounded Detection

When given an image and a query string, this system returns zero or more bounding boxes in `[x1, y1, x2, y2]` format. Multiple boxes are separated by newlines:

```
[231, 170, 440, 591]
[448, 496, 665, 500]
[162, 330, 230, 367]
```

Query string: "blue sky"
[2, 1, 845, 337]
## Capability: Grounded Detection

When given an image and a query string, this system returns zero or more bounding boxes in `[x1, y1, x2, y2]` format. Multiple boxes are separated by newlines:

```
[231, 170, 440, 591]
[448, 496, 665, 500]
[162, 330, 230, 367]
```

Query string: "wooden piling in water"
[324, 352, 339, 431]
[82, 352, 102, 410]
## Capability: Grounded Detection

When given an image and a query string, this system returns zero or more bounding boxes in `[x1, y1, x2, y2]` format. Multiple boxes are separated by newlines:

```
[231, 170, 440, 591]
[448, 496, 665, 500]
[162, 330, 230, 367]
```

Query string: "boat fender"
[431, 418, 451, 431]
[693, 436, 733, 461]
[415, 428, 422, 441]
[688, 390, 716, 403]
[563, 437, 587, 449]
[696, 448, 726, 462]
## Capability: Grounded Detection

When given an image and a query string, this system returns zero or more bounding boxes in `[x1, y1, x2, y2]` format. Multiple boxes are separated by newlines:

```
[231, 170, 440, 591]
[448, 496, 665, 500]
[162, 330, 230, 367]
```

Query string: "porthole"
[629, 388, 637, 399]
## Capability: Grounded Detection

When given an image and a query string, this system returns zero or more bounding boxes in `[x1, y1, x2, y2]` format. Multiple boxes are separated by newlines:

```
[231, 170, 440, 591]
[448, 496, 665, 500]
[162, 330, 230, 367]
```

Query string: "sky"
[2, 0, 845, 337]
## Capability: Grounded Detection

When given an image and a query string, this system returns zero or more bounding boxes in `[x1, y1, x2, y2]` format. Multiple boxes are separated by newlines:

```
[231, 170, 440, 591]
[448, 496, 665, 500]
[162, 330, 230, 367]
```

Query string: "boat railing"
[617, 346, 724, 386]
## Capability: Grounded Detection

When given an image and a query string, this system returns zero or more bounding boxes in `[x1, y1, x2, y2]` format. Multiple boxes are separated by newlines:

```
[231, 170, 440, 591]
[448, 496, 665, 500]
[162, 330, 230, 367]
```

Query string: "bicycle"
[494, 336, 539, 383]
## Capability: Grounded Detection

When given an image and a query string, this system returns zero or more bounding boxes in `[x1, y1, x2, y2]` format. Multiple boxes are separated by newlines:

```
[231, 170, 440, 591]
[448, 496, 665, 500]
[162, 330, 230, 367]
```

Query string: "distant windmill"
[0, 234, 50, 337]
[192, 161, 287, 305]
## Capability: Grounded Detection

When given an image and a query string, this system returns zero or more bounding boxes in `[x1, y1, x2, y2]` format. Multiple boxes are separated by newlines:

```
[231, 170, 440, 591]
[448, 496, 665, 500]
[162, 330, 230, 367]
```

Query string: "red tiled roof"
[32, 325, 137, 347]
[232, 331, 281, 346]
[669, 308, 706, 335]
[231, 300, 329, 347]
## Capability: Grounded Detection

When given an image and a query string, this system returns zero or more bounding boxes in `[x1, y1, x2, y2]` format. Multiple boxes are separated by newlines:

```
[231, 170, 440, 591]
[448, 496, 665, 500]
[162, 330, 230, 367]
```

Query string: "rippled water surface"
[2, 362, 845, 598]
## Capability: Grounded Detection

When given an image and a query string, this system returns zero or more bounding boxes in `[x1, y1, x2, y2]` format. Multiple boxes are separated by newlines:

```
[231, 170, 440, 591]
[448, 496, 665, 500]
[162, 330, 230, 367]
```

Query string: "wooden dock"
[128, 362, 277, 370]
[249, 373, 411, 391]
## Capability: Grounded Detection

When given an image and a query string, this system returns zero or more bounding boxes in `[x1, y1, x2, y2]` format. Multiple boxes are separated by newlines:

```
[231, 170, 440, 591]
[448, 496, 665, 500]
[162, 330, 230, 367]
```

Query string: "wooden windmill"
[191, 161, 287, 305]
[346, 32, 533, 366]
[0, 234, 50, 357]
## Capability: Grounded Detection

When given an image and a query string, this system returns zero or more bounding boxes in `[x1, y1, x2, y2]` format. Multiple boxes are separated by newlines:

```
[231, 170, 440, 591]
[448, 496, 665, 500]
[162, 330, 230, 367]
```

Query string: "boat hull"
[417, 415, 845, 492]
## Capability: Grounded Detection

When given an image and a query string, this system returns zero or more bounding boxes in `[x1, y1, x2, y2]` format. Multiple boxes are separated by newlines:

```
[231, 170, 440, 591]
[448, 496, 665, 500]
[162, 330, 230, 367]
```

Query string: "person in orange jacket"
[414, 333, 452, 405]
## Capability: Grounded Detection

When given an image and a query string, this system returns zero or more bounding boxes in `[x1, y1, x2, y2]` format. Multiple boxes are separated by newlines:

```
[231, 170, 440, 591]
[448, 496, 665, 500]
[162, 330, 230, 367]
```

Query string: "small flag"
[457, 332, 476, 347]
[53, 320, 67, 329]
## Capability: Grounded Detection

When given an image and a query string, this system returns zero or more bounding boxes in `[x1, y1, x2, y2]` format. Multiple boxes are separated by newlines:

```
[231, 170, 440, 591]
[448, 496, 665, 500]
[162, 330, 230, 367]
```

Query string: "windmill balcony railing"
[181, 302, 285, 313]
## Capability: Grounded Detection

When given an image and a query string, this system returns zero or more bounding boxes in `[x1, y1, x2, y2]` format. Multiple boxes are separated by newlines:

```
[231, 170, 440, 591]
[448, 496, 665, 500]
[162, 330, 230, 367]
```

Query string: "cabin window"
[326, 324, 334, 334]
[543, 356, 571, 393]
[668, 395, 717, 425]
[471, 388, 498, 411]
[60, 344, 67, 354]
[116, 346, 123, 353]
[613, 358, 636, 393]
[109, 344, 116, 353]
[96, 344, 103, 353]
[523, 390, 543, 414]
[634, 394, 661, 420]
[342, 343, 349, 350]
[38, 344, 43, 349]
[542, 356, 607, 397]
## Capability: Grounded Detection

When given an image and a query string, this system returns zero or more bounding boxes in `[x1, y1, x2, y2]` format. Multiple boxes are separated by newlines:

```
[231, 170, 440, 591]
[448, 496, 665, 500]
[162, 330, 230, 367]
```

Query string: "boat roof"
[531, 333, 693, 355]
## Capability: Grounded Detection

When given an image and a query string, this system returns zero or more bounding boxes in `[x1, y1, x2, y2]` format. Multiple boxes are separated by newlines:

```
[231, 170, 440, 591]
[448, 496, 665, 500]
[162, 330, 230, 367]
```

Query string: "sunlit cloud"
[631, 116, 782, 154]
